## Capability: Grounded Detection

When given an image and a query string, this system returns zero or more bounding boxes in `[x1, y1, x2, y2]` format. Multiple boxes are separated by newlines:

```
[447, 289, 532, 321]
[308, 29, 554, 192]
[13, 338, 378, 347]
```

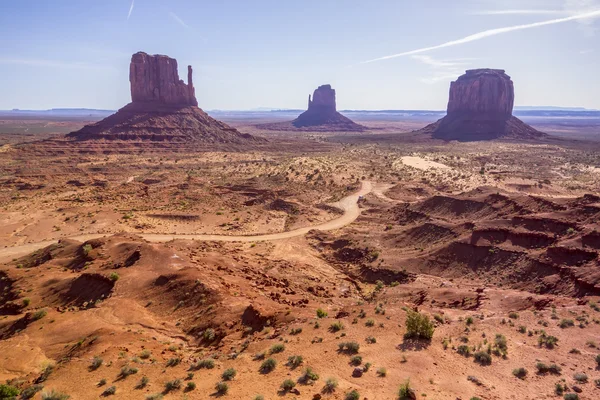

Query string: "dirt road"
[0, 181, 372, 262]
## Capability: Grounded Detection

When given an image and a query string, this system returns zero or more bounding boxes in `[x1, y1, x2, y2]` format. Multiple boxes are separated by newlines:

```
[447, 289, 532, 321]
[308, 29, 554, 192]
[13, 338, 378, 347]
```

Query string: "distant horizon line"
[2, 106, 599, 113]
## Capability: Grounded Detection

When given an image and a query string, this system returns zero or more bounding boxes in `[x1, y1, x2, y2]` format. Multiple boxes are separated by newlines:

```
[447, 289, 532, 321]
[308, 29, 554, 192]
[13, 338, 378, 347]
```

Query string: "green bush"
[0, 384, 20, 398]
[473, 351, 492, 365]
[287, 355, 303, 368]
[215, 382, 228, 395]
[538, 332, 559, 349]
[573, 373, 588, 383]
[89, 356, 103, 371]
[41, 390, 70, 400]
[136, 376, 149, 389]
[32, 309, 48, 321]
[145, 394, 163, 400]
[398, 379, 414, 400]
[345, 389, 360, 400]
[338, 341, 360, 354]
[350, 355, 362, 366]
[222, 368, 236, 381]
[316, 308, 328, 318]
[260, 358, 276, 373]
[166, 357, 181, 367]
[281, 379, 296, 391]
[300, 367, 319, 383]
[329, 322, 344, 332]
[20, 384, 44, 399]
[457, 345, 471, 357]
[559, 319, 574, 328]
[192, 359, 215, 370]
[535, 362, 561, 374]
[404, 311, 435, 340]
[101, 386, 116, 396]
[377, 367, 387, 377]
[563, 394, 579, 400]
[185, 382, 196, 392]
[22, 297, 31, 307]
[164, 379, 182, 392]
[270, 343, 285, 354]
[323, 377, 338, 393]
[118, 365, 138, 378]
[109, 272, 119, 282]
[512, 367, 527, 379]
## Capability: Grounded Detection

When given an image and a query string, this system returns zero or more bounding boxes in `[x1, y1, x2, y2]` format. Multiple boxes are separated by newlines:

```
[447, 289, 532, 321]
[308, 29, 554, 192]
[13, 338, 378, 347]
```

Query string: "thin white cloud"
[361, 8, 600, 64]
[127, 0, 135, 20]
[411, 55, 474, 85]
[0, 57, 113, 70]
[472, 10, 567, 15]
[169, 12, 190, 30]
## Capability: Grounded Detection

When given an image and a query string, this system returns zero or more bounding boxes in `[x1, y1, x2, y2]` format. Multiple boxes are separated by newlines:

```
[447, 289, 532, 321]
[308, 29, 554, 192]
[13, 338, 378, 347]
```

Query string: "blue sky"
[0, 0, 598, 110]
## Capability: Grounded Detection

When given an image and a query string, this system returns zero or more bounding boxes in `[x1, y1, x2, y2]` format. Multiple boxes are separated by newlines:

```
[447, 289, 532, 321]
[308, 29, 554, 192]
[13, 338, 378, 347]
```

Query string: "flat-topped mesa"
[419, 68, 546, 141]
[308, 84, 337, 112]
[129, 52, 198, 106]
[447, 69, 514, 118]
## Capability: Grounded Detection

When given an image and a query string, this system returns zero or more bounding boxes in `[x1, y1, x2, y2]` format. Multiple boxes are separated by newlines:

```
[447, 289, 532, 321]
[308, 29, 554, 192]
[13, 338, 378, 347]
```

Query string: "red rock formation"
[67, 52, 263, 145]
[421, 69, 545, 141]
[129, 52, 198, 106]
[291, 85, 365, 131]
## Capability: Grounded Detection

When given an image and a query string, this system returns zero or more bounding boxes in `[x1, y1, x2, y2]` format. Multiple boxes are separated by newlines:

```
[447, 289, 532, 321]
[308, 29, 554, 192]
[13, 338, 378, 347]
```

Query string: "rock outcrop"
[67, 52, 263, 145]
[420, 69, 545, 141]
[257, 84, 365, 132]
[292, 85, 364, 130]
[129, 52, 198, 106]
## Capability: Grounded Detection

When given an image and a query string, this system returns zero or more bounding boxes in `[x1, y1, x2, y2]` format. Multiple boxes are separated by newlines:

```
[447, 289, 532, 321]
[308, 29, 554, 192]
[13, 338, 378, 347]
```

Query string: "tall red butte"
[421, 69, 546, 141]
[68, 52, 261, 144]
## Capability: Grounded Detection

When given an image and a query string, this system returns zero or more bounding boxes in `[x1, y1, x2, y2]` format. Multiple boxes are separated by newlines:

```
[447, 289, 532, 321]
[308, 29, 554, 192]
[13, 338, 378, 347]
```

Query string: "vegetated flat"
[0, 112, 599, 399]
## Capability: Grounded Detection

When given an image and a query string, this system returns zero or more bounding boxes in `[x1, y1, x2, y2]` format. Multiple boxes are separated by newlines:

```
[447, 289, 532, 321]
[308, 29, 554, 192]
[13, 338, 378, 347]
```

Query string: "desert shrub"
[473, 351, 492, 365]
[118, 365, 138, 379]
[535, 362, 561, 374]
[518, 325, 527, 334]
[350, 355, 362, 366]
[260, 358, 276, 373]
[89, 356, 103, 371]
[215, 382, 228, 395]
[377, 367, 387, 377]
[20, 384, 44, 399]
[493, 334, 508, 356]
[108, 272, 119, 282]
[508, 312, 519, 319]
[32, 309, 48, 321]
[290, 327, 302, 335]
[316, 308, 328, 318]
[139, 350, 151, 359]
[203, 328, 216, 341]
[102, 386, 116, 396]
[270, 343, 285, 354]
[281, 379, 296, 391]
[329, 322, 344, 332]
[0, 384, 20, 398]
[573, 373, 588, 383]
[98, 379, 106, 387]
[253, 396, 264, 400]
[345, 389, 360, 400]
[563, 394, 579, 400]
[222, 368, 236, 381]
[596, 354, 600, 367]
[398, 379, 414, 400]
[41, 390, 70, 400]
[185, 382, 196, 392]
[512, 367, 527, 379]
[457, 345, 471, 357]
[323, 377, 338, 393]
[366, 336, 376, 344]
[404, 311, 434, 340]
[338, 341, 360, 354]
[166, 357, 180, 367]
[365, 319, 375, 327]
[465, 316, 474, 325]
[192, 359, 215, 370]
[164, 379, 182, 392]
[559, 319, 574, 328]
[145, 394, 163, 400]
[287, 355, 303, 368]
[136, 376, 149, 389]
[538, 332, 559, 349]
[22, 297, 31, 307]
[300, 367, 319, 383]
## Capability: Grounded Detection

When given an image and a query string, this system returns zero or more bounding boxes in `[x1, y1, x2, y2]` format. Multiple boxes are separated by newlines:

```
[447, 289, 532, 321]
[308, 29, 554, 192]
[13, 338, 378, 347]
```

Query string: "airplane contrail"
[127, 0, 135, 20]
[361, 9, 600, 64]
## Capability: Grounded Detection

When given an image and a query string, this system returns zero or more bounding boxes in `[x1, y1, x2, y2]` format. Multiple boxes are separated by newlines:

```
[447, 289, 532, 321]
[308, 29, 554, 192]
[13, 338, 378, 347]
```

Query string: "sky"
[0, 0, 599, 111]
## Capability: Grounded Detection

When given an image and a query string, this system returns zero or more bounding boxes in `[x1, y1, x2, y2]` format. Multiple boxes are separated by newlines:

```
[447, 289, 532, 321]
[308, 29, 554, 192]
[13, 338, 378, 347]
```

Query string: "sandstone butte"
[421, 69, 546, 141]
[67, 52, 262, 144]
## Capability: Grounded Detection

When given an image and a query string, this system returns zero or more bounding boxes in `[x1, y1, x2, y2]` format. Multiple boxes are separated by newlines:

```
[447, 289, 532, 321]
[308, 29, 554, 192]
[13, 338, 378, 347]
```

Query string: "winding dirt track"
[0, 181, 372, 262]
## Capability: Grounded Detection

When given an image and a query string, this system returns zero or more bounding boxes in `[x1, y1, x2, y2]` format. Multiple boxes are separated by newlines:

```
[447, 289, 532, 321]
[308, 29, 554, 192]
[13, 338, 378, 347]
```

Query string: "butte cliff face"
[67, 52, 261, 145]
[292, 85, 364, 131]
[258, 84, 365, 132]
[421, 69, 545, 141]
